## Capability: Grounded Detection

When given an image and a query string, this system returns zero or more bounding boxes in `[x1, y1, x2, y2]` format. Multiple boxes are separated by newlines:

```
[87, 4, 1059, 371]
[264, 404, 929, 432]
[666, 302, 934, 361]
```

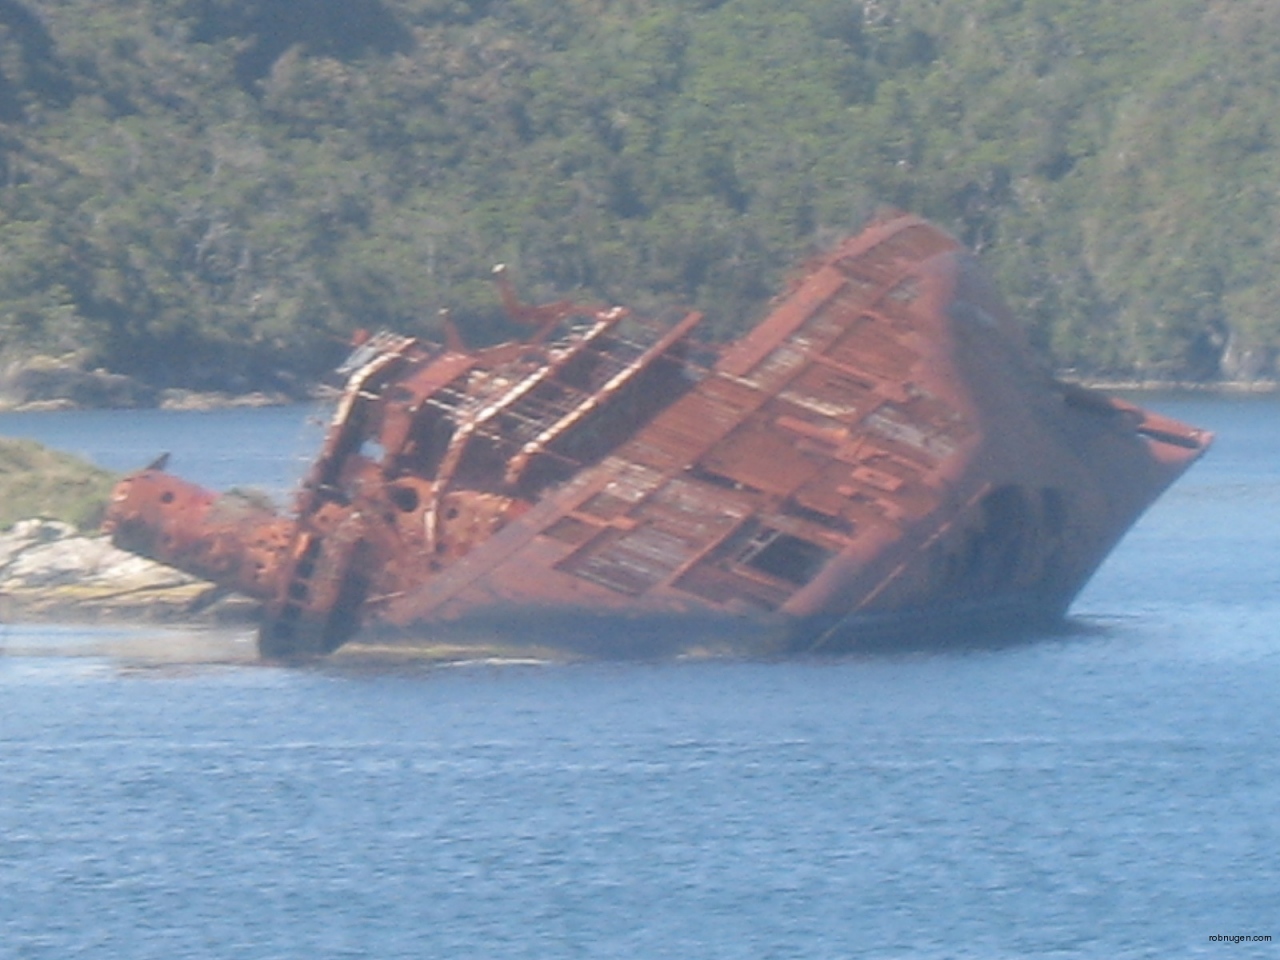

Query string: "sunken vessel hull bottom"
[104, 213, 1211, 661]
[346, 592, 1073, 661]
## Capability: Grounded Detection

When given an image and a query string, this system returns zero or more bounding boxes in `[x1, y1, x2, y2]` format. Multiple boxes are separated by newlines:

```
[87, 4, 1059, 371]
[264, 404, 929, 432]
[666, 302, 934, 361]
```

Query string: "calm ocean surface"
[0, 397, 1277, 959]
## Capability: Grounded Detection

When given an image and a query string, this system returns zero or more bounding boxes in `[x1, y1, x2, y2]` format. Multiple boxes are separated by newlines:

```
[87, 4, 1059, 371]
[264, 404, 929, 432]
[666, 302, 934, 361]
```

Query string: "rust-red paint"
[103, 213, 1211, 659]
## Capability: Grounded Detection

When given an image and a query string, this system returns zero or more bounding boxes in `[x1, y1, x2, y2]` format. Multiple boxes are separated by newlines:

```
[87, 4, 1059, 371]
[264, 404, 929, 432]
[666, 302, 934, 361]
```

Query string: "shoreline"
[0, 377, 1275, 415]
[0, 521, 573, 667]
[0, 389, 310, 415]
[0, 519, 259, 629]
[1071, 378, 1279, 394]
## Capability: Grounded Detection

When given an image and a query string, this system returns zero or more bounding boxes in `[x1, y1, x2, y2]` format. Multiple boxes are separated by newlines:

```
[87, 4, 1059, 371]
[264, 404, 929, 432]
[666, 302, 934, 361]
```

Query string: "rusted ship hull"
[104, 214, 1211, 659]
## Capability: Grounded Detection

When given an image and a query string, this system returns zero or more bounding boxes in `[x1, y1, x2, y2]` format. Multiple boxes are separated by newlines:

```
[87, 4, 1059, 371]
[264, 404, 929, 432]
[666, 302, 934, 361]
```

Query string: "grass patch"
[0, 438, 120, 531]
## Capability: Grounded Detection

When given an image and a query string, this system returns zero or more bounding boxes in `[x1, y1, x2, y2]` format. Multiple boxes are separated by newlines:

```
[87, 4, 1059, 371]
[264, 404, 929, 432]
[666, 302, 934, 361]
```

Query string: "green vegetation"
[0, 437, 118, 529]
[1, 0, 1278, 393]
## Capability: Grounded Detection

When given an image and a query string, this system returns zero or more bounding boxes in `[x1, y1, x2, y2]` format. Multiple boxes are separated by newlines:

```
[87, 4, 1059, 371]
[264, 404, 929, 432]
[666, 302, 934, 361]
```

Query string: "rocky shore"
[0, 354, 303, 413]
[0, 519, 548, 667]
[0, 518, 256, 626]
[0, 519, 572, 666]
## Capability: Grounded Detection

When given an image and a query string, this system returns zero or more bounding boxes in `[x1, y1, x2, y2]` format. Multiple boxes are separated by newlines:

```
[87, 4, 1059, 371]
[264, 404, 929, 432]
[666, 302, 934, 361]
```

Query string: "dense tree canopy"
[1, 0, 1278, 396]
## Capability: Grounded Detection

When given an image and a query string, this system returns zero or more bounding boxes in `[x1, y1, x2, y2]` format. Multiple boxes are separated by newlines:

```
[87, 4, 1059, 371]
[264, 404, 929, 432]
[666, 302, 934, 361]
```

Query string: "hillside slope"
[1, 0, 1277, 396]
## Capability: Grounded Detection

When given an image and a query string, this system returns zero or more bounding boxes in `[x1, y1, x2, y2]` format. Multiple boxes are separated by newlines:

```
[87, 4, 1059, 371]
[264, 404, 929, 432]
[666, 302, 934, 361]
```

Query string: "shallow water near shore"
[1, 396, 1278, 958]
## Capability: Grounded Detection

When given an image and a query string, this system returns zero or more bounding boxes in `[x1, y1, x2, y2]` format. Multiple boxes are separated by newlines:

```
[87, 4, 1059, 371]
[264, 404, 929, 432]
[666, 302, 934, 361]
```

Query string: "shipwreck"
[104, 213, 1211, 659]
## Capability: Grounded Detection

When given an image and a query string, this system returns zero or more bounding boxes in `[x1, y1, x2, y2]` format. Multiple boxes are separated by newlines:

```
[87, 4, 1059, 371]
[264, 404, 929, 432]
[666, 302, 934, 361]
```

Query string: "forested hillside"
[1, 0, 1277, 396]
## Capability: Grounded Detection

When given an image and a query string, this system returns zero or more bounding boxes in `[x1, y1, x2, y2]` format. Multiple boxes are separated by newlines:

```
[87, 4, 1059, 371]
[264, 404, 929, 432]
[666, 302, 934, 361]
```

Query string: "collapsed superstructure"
[104, 214, 1211, 659]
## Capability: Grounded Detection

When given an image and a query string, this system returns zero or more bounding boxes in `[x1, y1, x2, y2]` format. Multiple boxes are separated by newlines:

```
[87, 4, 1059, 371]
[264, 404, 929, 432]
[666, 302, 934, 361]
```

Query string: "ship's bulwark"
[104, 214, 1212, 660]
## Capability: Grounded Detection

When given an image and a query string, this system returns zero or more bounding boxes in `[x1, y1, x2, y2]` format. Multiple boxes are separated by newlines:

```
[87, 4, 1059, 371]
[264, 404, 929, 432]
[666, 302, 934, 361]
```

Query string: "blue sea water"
[0, 404, 328, 499]
[1, 397, 1278, 959]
